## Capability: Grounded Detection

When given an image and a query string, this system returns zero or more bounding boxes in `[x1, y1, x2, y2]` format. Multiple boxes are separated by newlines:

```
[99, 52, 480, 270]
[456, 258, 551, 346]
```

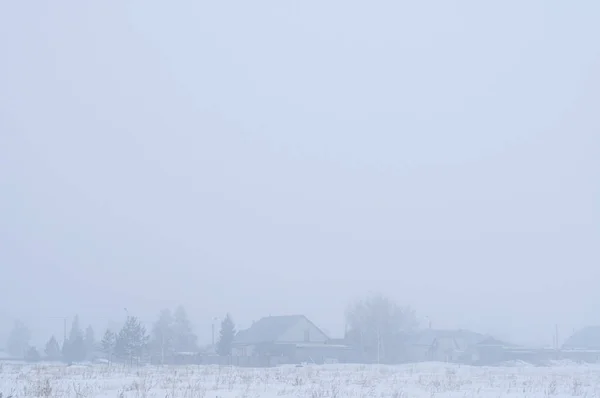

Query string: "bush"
[24, 346, 41, 362]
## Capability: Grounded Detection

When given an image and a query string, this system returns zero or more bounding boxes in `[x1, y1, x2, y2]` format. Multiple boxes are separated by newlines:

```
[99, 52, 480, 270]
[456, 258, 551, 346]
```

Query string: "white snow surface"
[1, 361, 600, 397]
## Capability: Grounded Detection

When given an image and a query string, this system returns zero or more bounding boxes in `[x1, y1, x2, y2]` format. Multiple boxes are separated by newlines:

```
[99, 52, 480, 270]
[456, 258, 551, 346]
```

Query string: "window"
[304, 329, 310, 342]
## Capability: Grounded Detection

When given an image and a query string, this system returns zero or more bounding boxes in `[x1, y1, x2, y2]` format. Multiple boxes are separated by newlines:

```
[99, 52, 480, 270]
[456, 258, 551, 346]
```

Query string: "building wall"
[232, 345, 256, 356]
[474, 346, 505, 365]
[294, 346, 357, 364]
[403, 345, 429, 362]
[276, 317, 328, 343]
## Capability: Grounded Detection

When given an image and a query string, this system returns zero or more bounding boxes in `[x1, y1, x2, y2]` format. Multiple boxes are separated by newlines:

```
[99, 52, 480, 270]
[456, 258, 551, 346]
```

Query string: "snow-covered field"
[2, 361, 600, 397]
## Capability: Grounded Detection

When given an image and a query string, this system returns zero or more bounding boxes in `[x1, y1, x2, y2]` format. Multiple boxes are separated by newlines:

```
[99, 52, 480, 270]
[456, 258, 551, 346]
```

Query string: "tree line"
[6, 292, 418, 365]
[5, 305, 237, 364]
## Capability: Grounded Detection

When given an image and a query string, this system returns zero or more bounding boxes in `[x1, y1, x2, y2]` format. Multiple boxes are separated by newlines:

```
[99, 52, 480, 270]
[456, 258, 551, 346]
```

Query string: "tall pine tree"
[115, 315, 148, 365]
[84, 325, 95, 358]
[44, 335, 61, 360]
[101, 329, 116, 364]
[217, 314, 236, 356]
[150, 308, 174, 363]
[63, 315, 86, 362]
[173, 306, 197, 352]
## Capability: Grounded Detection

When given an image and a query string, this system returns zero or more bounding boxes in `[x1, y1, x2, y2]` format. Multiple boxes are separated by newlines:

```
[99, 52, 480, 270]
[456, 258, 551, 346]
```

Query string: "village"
[164, 315, 600, 366]
[3, 311, 600, 368]
[154, 314, 600, 367]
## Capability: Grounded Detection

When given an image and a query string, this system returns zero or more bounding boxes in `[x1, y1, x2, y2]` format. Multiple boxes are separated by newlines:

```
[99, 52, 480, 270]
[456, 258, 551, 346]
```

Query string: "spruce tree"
[115, 315, 148, 365]
[24, 346, 40, 362]
[101, 329, 116, 363]
[173, 306, 197, 352]
[64, 315, 86, 362]
[84, 325, 96, 357]
[217, 313, 236, 356]
[44, 336, 61, 360]
[150, 309, 174, 363]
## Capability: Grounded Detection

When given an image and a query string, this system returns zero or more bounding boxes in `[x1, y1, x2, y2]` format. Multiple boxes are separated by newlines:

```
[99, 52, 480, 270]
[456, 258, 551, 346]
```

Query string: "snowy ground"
[2, 361, 600, 397]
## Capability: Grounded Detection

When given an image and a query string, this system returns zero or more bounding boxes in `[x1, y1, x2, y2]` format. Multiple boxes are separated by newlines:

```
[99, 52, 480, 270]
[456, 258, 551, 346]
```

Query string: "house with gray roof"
[460, 336, 521, 365]
[232, 315, 354, 364]
[399, 329, 487, 363]
[563, 326, 600, 350]
[560, 326, 600, 363]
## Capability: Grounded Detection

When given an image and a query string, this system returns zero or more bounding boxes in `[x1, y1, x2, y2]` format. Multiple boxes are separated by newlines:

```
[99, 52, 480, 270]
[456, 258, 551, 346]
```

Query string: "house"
[462, 336, 515, 365]
[460, 337, 566, 366]
[400, 329, 486, 363]
[560, 326, 600, 363]
[563, 326, 600, 350]
[233, 315, 353, 365]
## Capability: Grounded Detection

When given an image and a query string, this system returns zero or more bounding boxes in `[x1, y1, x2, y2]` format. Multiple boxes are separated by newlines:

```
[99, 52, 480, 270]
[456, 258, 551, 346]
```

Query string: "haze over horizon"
[1, 1, 598, 348]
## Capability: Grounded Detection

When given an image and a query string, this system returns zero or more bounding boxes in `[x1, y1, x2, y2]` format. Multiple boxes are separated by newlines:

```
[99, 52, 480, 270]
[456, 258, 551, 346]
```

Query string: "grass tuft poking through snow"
[1, 361, 600, 397]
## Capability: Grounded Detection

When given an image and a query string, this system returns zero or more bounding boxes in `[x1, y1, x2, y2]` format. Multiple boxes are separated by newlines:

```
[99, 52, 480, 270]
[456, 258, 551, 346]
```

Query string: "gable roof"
[234, 315, 323, 345]
[563, 326, 600, 349]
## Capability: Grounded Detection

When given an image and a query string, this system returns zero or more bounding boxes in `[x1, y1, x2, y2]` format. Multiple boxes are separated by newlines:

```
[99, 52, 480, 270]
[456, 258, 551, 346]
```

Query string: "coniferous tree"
[6, 320, 31, 358]
[84, 325, 96, 357]
[101, 329, 116, 363]
[115, 315, 148, 365]
[150, 309, 174, 363]
[24, 346, 41, 362]
[63, 315, 86, 362]
[44, 336, 62, 360]
[173, 306, 197, 352]
[217, 314, 236, 356]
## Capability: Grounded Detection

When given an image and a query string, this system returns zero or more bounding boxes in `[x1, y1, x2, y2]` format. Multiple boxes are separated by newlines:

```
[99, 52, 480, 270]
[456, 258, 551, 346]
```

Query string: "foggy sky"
[1, 1, 598, 347]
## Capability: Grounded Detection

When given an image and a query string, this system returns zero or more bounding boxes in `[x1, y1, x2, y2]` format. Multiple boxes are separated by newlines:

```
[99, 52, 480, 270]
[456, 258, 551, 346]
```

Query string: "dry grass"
[1, 361, 600, 397]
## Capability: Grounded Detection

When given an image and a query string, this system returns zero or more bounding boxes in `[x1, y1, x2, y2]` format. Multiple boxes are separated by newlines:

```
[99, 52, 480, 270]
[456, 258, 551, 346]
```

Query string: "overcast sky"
[1, 1, 598, 347]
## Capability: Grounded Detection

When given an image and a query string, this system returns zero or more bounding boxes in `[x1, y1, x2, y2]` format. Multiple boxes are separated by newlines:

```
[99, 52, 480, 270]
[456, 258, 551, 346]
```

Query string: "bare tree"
[345, 292, 417, 363]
